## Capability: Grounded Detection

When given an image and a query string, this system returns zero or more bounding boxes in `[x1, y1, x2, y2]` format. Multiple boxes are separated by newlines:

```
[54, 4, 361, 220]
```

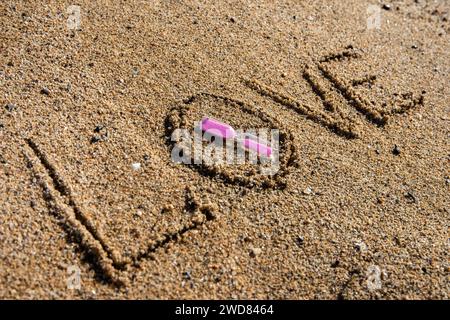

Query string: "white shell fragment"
[131, 162, 141, 171]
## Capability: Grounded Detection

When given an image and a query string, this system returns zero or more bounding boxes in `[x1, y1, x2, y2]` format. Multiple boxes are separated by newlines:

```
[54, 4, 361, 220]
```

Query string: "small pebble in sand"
[404, 191, 416, 203]
[90, 136, 101, 144]
[303, 187, 313, 195]
[355, 241, 367, 252]
[131, 162, 141, 171]
[382, 4, 391, 10]
[162, 204, 175, 214]
[392, 145, 401, 156]
[411, 44, 418, 49]
[229, 16, 236, 23]
[94, 125, 104, 133]
[295, 236, 304, 246]
[40, 87, 50, 95]
[250, 247, 262, 257]
[5, 103, 16, 112]
[91, 126, 108, 143]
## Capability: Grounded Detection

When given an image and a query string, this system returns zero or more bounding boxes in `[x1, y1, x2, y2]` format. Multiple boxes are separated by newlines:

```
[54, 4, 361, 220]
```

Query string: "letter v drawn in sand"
[22, 138, 217, 285]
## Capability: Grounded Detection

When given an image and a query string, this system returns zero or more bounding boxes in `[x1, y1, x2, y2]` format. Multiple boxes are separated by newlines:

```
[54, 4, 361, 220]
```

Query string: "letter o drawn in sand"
[165, 93, 300, 189]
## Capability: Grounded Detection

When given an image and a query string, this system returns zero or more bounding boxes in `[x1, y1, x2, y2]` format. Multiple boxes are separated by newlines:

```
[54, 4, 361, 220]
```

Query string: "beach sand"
[0, 0, 448, 299]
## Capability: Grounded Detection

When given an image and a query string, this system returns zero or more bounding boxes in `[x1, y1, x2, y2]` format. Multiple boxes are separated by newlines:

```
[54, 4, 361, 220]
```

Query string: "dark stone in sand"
[5, 103, 16, 112]
[405, 192, 416, 203]
[295, 236, 304, 246]
[40, 87, 50, 95]
[94, 125, 104, 133]
[382, 4, 391, 10]
[392, 145, 401, 155]
[90, 136, 101, 144]
[182, 271, 191, 280]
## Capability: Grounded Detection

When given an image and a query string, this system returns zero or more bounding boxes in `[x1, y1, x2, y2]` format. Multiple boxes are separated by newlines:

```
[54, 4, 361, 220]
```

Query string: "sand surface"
[1, 0, 449, 299]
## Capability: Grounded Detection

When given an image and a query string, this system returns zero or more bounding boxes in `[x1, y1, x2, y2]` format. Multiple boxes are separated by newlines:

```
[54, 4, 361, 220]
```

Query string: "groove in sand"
[23, 138, 216, 284]
[244, 78, 358, 139]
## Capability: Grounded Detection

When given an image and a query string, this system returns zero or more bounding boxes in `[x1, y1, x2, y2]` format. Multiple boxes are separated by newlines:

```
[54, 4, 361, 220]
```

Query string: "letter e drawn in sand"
[244, 46, 425, 139]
